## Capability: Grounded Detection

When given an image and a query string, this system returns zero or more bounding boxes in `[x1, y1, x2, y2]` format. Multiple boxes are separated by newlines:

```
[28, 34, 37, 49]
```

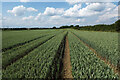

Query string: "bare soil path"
[62, 36, 73, 79]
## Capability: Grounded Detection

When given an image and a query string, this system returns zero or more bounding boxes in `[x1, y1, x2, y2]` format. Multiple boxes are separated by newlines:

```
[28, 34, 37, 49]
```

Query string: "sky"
[0, 0, 120, 28]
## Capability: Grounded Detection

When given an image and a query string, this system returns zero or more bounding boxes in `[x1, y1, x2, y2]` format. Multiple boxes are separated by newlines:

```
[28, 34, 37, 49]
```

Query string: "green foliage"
[78, 24, 116, 32]
[53, 26, 56, 29]
[68, 32, 119, 78]
[2, 29, 119, 79]
[72, 30, 119, 66]
[2, 30, 58, 49]
[115, 19, 120, 31]
[2, 32, 60, 69]
[59, 20, 120, 32]
[3, 31, 66, 78]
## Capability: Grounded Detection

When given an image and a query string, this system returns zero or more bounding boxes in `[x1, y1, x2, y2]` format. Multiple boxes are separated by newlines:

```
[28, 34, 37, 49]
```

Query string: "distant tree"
[75, 25, 79, 28]
[60, 25, 69, 28]
[70, 25, 74, 28]
[58, 20, 119, 32]
[53, 26, 56, 29]
[115, 19, 120, 31]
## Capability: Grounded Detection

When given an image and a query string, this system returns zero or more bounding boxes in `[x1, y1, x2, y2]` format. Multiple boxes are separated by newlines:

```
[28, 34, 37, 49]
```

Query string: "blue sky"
[2, 2, 71, 16]
[0, 1, 119, 28]
[2, 2, 90, 16]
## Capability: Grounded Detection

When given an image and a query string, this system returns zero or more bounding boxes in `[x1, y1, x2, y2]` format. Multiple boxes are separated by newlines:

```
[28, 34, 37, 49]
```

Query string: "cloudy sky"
[0, 0, 120, 28]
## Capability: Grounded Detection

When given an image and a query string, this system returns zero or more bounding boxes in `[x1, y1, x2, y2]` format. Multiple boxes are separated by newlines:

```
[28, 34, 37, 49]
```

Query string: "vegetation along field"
[1, 29, 120, 79]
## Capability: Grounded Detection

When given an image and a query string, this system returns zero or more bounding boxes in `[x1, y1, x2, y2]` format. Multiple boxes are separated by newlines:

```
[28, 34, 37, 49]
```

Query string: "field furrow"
[62, 34, 73, 78]
[46, 32, 67, 79]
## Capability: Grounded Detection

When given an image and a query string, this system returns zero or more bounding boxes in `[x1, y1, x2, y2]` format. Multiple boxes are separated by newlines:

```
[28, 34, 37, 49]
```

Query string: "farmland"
[1, 29, 120, 79]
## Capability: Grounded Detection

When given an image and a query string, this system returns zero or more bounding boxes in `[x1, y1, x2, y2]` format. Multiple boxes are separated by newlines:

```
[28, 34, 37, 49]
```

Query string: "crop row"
[71, 30, 119, 66]
[2, 30, 63, 49]
[2, 34, 47, 52]
[2, 31, 67, 78]
[46, 32, 67, 78]
[2, 31, 63, 69]
[68, 32, 119, 78]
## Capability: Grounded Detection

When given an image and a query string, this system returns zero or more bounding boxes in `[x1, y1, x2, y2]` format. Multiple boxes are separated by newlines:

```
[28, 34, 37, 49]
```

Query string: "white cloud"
[63, 3, 117, 18]
[7, 5, 26, 16]
[3, 2, 119, 28]
[22, 16, 34, 20]
[69, 4, 82, 11]
[77, 3, 106, 17]
[35, 13, 43, 20]
[50, 15, 61, 20]
[20, 0, 30, 2]
[7, 5, 38, 16]
[27, 7, 38, 12]
[0, 13, 2, 28]
[97, 6, 118, 23]
[86, 3, 105, 11]
[64, 3, 105, 18]
[65, 0, 82, 4]
[66, 0, 119, 4]
[86, 3, 90, 5]
[104, 3, 117, 11]
[76, 18, 85, 22]
[43, 7, 64, 16]
[34, 7, 64, 21]
[2, 17, 7, 20]
[118, 5, 120, 17]
[64, 4, 81, 17]
[0, 13, 2, 19]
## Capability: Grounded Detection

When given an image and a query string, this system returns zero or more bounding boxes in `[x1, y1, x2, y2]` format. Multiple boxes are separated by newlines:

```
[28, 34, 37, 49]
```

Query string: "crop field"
[1, 29, 120, 79]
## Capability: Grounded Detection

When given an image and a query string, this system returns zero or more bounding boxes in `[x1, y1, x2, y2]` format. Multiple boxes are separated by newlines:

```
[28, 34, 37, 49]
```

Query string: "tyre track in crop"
[45, 32, 67, 79]
[2, 35, 47, 52]
[45, 32, 73, 79]
[3, 35, 56, 70]
[71, 32, 120, 77]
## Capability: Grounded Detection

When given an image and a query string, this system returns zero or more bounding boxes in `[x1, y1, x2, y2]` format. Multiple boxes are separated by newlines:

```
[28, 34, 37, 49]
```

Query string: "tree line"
[59, 19, 120, 32]
[1, 19, 120, 32]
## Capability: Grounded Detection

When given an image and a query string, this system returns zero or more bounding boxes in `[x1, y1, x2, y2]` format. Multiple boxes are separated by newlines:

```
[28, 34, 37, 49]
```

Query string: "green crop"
[72, 30, 119, 66]
[2, 30, 62, 49]
[68, 32, 119, 78]
[2, 29, 119, 79]
[2, 31, 62, 69]
[2, 31, 67, 78]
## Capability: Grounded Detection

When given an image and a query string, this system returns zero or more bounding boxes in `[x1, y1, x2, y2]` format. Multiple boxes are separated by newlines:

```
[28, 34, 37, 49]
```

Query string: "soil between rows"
[45, 32, 73, 79]
[62, 36, 73, 78]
